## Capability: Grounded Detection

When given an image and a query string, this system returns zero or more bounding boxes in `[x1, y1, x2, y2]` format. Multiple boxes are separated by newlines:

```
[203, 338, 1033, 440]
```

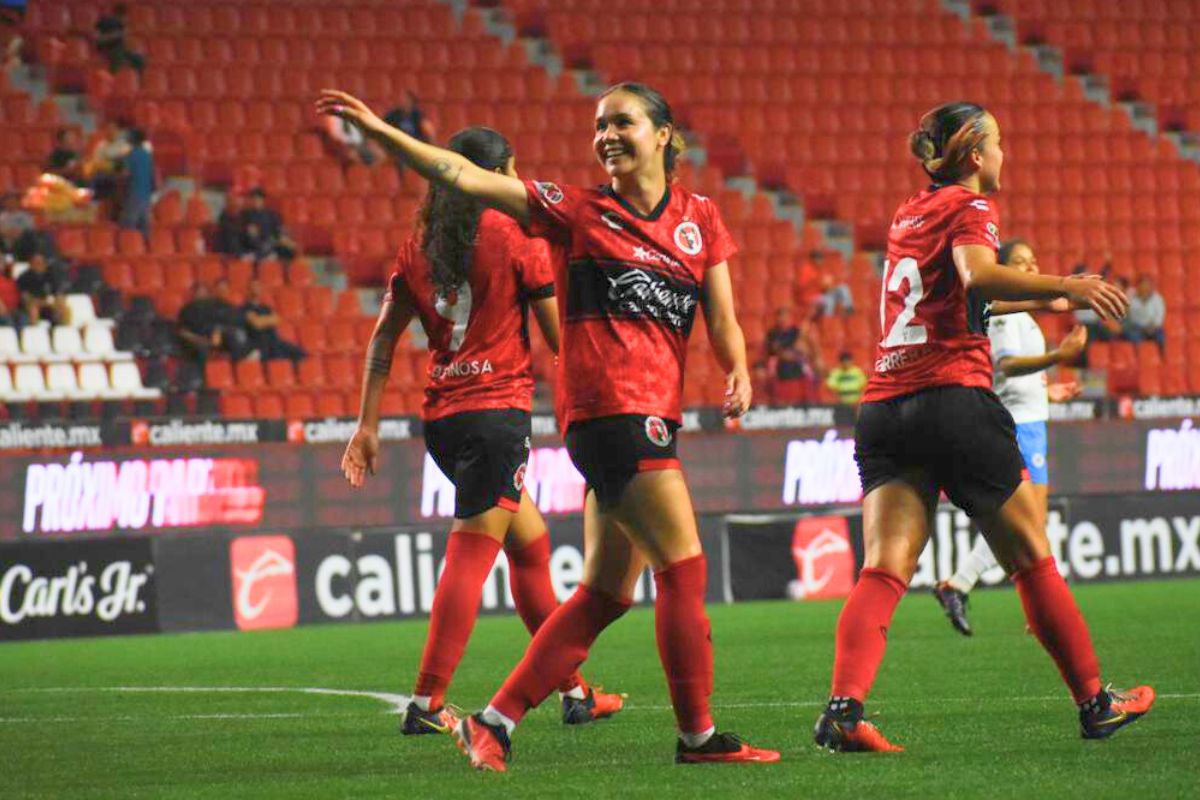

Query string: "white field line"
[0, 686, 1195, 723]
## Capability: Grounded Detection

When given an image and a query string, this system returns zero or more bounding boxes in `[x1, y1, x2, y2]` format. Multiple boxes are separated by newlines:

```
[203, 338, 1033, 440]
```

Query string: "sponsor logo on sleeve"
[534, 181, 564, 205]
[230, 536, 298, 631]
[969, 199, 990, 212]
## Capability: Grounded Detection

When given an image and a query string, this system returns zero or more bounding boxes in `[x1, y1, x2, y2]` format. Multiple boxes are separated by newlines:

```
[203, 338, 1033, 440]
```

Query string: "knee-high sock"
[490, 584, 631, 724]
[830, 567, 908, 702]
[505, 534, 585, 694]
[653, 554, 715, 735]
[413, 530, 502, 708]
[947, 536, 999, 594]
[1013, 556, 1101, 703]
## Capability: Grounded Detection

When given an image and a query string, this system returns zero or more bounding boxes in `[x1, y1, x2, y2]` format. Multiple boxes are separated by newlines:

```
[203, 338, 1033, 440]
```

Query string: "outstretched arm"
[316, 90, 530, 224]
[701, 262, 751, 418]
[342, 284, 416, 488]
[999, 325, 1087, 378]
[953, 245, 1128, 321]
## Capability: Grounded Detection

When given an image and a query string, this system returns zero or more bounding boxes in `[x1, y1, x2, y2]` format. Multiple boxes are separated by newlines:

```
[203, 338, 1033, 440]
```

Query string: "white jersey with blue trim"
[988, 311, 1049, 424]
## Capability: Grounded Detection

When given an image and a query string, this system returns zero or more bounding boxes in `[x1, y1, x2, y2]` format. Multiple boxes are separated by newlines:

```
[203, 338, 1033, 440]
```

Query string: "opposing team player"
[812, 102, 1154, 752]
[321, 83, 779, 769]
[341, 127, 623, 737]
[934, 238, 1087, 635]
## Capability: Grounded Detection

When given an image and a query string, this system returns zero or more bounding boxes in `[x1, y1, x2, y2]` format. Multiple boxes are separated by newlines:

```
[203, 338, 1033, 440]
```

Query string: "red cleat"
[451, 714, 511, 772]
[562, 686, 626, 725]
[1081, 684, 1155, 740]
[814, 705, 904, 753]
[675, 732, 781, 764]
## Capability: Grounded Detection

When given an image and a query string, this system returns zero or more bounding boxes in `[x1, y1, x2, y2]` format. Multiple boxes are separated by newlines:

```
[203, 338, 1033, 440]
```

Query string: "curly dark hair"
[419, 127, 513, 296]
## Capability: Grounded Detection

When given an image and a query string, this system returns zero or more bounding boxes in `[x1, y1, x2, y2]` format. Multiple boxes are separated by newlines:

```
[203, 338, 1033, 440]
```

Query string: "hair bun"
[909, 129, 937, 162]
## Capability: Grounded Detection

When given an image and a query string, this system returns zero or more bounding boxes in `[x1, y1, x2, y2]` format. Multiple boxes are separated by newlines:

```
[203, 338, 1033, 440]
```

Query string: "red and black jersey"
[387, 209, 555, 421]
[524, 179, 736, 427]
[862, 184, 1001, 403]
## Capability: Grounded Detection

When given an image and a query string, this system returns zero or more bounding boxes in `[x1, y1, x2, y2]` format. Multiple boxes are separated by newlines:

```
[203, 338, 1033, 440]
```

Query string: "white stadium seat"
[13, 363, 64, 401]
[46, 363, 89, 400]
[0, 364, 31, 401]
[52, 325, 101, 362]
[64, 294, 107, 328]
[78, 362, 121, 400]
[83, 324, 134, 362]
[109, 361, 161, 399]
[21, 325, 68, 363]
[0, 327, 35, 363]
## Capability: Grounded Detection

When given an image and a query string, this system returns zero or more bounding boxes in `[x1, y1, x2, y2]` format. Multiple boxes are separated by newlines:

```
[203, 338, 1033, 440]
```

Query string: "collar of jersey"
[601, 184, 672, 222]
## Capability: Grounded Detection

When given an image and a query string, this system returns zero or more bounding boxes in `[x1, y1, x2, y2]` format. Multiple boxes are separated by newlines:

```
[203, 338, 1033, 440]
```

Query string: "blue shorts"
[1015, 421, 1048, 485]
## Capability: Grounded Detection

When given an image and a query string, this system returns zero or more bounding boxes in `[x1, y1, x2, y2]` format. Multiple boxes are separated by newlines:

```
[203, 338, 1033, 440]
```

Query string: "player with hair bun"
[342, 126, 623, 738]
[320, 83, 778, 770]
[812, 102, 1154, 752]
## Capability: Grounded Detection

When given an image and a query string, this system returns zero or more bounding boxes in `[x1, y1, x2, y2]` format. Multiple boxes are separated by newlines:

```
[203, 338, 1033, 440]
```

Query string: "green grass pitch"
[3, 579, 1199, 798]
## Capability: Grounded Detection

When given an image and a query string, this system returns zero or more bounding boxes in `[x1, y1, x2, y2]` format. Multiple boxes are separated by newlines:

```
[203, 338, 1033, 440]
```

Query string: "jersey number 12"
[434, 283, 473, 352]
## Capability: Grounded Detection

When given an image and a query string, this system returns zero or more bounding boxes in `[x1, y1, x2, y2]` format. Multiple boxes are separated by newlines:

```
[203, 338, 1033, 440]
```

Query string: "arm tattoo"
[365, 334, 396, 377]
[433, 158, 463, 186]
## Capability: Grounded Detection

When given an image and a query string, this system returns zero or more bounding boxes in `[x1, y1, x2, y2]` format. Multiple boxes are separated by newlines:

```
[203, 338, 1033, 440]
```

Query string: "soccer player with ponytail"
[342, 127, 623, 737]
[321, 83, 777, 769]
[812, 102, 1153, 752]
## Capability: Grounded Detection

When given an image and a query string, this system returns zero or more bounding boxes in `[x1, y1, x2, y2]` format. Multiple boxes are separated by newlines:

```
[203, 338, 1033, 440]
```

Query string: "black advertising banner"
[154, 535, 234, 633]
[0, 538, 158, 640]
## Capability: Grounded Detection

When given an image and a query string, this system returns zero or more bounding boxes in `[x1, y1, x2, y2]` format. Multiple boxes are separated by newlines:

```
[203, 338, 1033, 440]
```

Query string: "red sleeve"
[515, 235, 556, 299]
[523, 179, 582, 239]
[949, 195, 1001, 251]
[384, 240, 416, 303]
[700, 195, 738, 268]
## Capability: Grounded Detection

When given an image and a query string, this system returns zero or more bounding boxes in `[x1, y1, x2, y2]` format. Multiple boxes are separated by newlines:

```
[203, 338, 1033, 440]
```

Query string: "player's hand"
[723, 369, 752, 419]
[1048, 381, 1082, 402]
[316, 90, 386, 137]
[1063, 274, 1128, 321]
[1056, 325, 1088, 363]
[1047, 297, 1071, 313]
[341, 426, 380, 488]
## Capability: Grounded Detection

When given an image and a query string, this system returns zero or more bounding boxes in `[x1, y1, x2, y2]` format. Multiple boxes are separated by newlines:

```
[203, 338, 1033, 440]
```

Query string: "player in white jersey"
[934, 239, 1087, 635]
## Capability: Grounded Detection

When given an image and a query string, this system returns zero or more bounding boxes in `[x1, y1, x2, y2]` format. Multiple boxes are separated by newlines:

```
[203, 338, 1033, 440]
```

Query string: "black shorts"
[566, 414, 681, 508]
[854, 385, 1028, 518]
[424, 409, 531, 520]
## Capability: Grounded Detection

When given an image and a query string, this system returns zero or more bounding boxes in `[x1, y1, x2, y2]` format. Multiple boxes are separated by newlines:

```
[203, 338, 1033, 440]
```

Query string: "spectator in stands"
[212, 190, 244, 255]
[320, 114, 380, 167]
[1122, 274, 1166, 352]
[0, 265, 23, 327]
[237, 188, 298, 263]
[241, 279, 306, 362]
[95, 3, 144, 75]
[816, 271, 853, 318]
[0, 213, 43, 263]
[16, 253, 64, 324]
[118, 128, 155, 239]
[83, 120, 130, 202]
[45, 128, 84, 185]
[383, 91, 435, 174]
[763, 306, 819, 405]
[177, 282, 257, 367]
[825, 351, 867, 405]
[0, 192, 34, 233]
[795, 249, 827, 319]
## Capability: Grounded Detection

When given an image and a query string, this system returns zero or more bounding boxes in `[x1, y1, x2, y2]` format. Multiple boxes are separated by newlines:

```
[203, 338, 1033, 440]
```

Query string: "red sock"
[1013, 556, 1101, 703]
[505, 533, 585, 694]
[413, 530, 502, 708]
[653, 554, 714, 735]
[830, 567, 907, 702]
[490, 584, 630, 723]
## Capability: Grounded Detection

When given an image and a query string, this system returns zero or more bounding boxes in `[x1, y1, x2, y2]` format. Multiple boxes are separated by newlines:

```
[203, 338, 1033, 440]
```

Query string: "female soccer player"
[934, 238, 1087, 635]
[812, 102, 1154, 752]
[321, 83, 779, 769]
[341, 127, 622, 737]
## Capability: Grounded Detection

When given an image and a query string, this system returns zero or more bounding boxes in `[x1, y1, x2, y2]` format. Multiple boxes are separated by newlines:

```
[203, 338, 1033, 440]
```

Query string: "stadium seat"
[45, 363, 87, 400]
[64, 294, 102, 328]
[77, 362, 116, 400]
[235, 359, 266, 392]
[13, 364, 63, 401]
[284, 392, 316, 419]
[253, 393, 284, 419]
[266, 359, 295, 389]
[82, 324, 134, 362]
[0, 365, 30, 402]
[0, 327, 35, 363]
[316, 392, 346, 418]
[219, 392, 254, 419]
[110, 362, 162, 399]
[20, 326, 68, 363]
[51, 326, 97, 362]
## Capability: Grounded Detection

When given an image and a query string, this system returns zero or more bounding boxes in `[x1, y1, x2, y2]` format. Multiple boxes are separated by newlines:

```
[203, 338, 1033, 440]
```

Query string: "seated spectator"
[816, 272, 854, 318]
[763, 307, 819, 405]
[320, 114, 380, 167]
[16, 253, 65, 324]
[0, 265, 24, 327]
[212, 190, 244, 255]
[383, 90, 435, 142]
[825, 351, 867, 405]
[0, 192, 34, 233]
[95, 3, 144, 74]
[83, 120, 130, 203]
[0, 214, 44, 263]
[45, 128, 84, 185]
[177, 282, 256, 366]
[238, 188, 298, 263]
[1122, 274, 1165, 352]
[118, 128, 155, 239]
[241, 279, 306, 362]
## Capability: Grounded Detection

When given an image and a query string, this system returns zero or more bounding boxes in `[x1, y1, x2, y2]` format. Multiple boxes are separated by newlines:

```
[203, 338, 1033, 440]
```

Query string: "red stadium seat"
[235, 359, 265, 392]
[220, 393, 254, 419]
[266, 360, 295, 389]
[205, 360, 235, 391]
[316, 392, 346, 418]
[253, 393, 284, 419]
[284, 392, 316, 419]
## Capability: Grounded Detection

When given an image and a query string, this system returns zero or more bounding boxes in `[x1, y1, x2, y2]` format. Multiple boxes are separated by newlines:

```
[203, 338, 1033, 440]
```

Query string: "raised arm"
[952, 245, 1128, 321]
[316, 90, 530, 224]
[701, 262, 751, 418]
[342, 283, 417, 488]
